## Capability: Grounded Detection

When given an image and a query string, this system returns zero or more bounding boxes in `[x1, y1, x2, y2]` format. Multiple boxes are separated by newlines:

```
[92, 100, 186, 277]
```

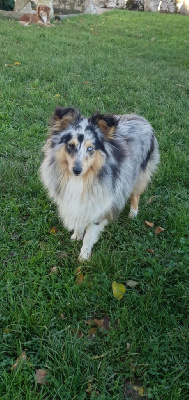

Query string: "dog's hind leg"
[79, 219, 108, 261]
[129, 166, 152, 218]
[129, 194, 140, 218]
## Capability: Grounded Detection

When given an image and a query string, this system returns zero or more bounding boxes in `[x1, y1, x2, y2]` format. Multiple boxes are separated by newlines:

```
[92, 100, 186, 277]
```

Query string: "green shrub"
[0, 0, 15, 11]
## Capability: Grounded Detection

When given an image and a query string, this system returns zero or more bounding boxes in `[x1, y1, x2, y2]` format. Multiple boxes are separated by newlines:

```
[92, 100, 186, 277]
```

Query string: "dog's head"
[50, 107, 119, 177]
[37, 4, 50, 22]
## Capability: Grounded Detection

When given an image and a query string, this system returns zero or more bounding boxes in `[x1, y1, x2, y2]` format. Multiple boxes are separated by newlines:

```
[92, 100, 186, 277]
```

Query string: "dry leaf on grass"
[36, 369, 49, 385]
[86, 382, 99, 395]
[50, 266, 59, 275]
[74, 266, 87, 285]
[133, 386, 144, 396]
[126, 280, 139, 288]
[126, 342, 131, 350]
[88, 326, 97, 338]
[92, 354, 105, 360]
[86, 315, 110, 338]
[76, 273, 85, 285]
[144, 220, 154, 228]
[146, 249, 155, 254]
[86, 316, 110, 331]
[76, 330, 84, 338]
[11, 351, 27, 370]
[124, 379, 148, 399]
[74, 266, 82, 275]
[112, 281, 126, 300]
[71, 329, 84, 338]
[147, 195, 158, 204]
[155, 226, 165, 235]
[58, 252, 68, 258]
[49, 227, 58, 234]
[5, 62, 21, 67]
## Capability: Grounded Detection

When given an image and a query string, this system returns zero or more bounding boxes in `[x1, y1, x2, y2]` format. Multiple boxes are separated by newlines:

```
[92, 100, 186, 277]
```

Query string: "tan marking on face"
[56, 146, 70, 188]
[57, 138, 79, 174]
[69, 138, 79, 147]
[84, 140, 94, 149]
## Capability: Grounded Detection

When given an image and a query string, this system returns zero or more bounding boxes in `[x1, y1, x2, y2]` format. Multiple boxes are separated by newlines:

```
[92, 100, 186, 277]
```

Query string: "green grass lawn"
[0, 10, 189, 400]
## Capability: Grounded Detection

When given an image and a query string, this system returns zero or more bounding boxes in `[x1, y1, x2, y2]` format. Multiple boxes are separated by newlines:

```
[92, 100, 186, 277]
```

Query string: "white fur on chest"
[57, 176, 112, 232]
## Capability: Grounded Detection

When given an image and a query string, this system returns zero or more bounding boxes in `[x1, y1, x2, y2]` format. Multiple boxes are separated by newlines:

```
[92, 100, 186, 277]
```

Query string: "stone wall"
[53, 0, 189, 14]
[53, 0, 84, 13]
[143, 0, 189, 13]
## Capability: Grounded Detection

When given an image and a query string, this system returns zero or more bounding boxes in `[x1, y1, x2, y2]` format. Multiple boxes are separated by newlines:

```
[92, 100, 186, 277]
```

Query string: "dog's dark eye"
[87, 146, 94, 153]
[67, 143, 75, 150]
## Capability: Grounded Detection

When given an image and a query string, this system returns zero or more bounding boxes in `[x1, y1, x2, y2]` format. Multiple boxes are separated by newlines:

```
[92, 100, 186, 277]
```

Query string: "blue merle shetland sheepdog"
[40, 107, 159, 260]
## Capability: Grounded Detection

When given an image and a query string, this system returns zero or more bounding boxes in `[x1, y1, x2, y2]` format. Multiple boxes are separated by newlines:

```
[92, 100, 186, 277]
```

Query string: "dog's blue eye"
[87, 146, 94, 152]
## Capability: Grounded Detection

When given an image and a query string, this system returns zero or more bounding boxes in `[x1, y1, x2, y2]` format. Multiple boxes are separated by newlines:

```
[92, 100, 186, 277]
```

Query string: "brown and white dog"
[40, 107, 159, 260]
[19, 4, 51, 26]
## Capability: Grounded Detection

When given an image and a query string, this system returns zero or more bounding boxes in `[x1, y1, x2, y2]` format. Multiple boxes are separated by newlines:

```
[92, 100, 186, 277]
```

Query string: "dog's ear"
[89, 113, 118, 140]
[52, 107, 81, 132]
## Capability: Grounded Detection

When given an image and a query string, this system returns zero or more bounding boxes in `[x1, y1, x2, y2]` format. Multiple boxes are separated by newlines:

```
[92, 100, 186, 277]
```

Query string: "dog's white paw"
[71, 232, 83, 241]
[78, 246, 91, 261]
[129, 207, 138, 219]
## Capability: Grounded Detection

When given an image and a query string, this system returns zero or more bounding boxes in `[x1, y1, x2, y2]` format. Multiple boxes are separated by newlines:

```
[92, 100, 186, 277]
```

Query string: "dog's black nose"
[73, 166, 82, 176]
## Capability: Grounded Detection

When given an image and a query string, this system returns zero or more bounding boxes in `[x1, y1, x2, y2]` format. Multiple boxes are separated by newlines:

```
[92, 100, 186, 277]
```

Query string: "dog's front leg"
[79, 219, 108, 261]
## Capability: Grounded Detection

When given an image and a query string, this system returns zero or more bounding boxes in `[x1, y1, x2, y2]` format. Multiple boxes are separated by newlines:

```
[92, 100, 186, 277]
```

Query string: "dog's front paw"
[79, 245, 91, 262]
[71, 231, 83, 241]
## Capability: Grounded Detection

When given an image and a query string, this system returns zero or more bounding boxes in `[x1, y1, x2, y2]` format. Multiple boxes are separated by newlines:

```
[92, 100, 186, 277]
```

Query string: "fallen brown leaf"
[147, 195, 158, 204]
[76, 273, 85, 285]
[88, 327, 97, 338]
[76, 330, 84, 338]
[86, 382, 93, 394]
[155, 226, 165, 235]
[146, 249, 155, 254]
[58, 252, 68, 258]
[49, 227, 58, 234]
[50, 266, 59, 275]
[126, 342, 131, 350]
[86, 316, 110, 331]
[11, 351, 27, 370]
[124, 379, 148, 399]
[36, 369, 49, 385]
[92, 354, 105, 360]
[126, 280, 139, 288]
[144, 220, 154, 228]
[86, 382, 100, 395]
[74, 266, 82, 275]
[95, 317, 110, 330]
